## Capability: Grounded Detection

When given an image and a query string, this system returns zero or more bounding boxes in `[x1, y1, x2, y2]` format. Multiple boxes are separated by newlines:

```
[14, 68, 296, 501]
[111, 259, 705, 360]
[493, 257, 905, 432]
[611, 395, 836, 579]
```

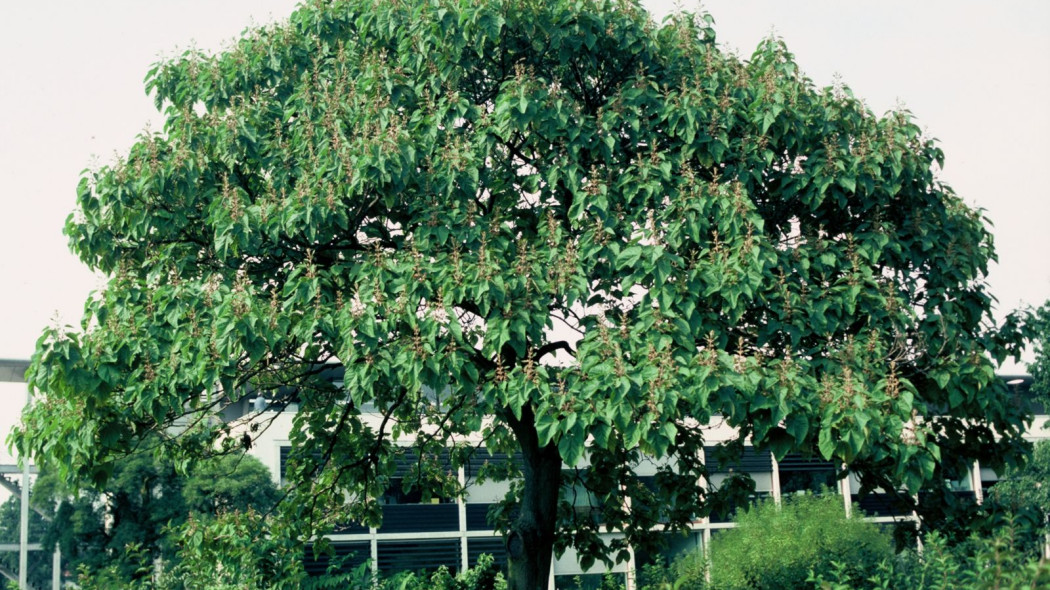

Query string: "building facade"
[240, 374, 1048, 590]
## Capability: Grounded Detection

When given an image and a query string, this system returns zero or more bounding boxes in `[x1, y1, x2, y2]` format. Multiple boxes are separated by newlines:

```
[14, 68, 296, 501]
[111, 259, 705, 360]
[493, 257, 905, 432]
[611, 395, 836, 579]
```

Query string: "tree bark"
[505, 405, 562, 590]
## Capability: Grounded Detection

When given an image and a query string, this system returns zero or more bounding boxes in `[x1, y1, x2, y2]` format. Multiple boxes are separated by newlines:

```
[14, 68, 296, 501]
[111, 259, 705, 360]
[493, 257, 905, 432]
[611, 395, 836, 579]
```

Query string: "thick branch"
[534, 340, 574, 361]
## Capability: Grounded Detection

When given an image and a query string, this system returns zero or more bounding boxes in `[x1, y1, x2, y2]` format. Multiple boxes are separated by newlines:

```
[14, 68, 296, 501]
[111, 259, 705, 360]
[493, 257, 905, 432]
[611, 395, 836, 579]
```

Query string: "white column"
[971, 460, 984, 505]
[19, 388, 31, 590]
[840, 465, 852, 518]
[703, 528, 712, 584]
[1044, 514, 1049, 561]
[370, 535, 379, 576]
[624, 547, 637, 590]
[457, 466, 468, 573]
[52, 544, 61, 590]
[770, 454, 782, 506]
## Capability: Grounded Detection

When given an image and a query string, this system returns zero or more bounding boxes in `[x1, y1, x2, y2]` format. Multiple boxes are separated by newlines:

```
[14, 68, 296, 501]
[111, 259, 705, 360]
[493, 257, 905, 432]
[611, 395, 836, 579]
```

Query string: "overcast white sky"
[2, 1, 1049, 457]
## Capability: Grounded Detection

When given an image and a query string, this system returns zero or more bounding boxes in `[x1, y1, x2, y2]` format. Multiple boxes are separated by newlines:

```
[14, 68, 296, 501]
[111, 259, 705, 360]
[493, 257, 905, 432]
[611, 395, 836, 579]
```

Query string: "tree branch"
[534, 341, 574, 361]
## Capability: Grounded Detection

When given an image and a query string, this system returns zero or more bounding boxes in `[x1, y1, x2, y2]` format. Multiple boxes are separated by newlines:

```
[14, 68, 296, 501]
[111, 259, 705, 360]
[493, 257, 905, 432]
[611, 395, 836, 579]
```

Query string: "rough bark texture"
[506, 406, 563, 590]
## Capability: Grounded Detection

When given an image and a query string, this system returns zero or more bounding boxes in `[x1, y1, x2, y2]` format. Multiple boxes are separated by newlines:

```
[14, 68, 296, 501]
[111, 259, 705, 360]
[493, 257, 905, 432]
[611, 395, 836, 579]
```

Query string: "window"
[777, 454, 836, 496]
[376, 540, 461, 575]
[705, 445, 773, 522]
[467, 537, 507, 568]
[464, 448, 523, 531]
[378, 448, 458, 533]
[303, 542, 370, 577]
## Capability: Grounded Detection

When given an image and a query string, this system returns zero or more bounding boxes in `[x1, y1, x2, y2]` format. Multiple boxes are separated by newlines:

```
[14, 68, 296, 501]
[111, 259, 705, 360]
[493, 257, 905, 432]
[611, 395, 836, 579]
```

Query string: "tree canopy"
[13, 0, 1030, 587]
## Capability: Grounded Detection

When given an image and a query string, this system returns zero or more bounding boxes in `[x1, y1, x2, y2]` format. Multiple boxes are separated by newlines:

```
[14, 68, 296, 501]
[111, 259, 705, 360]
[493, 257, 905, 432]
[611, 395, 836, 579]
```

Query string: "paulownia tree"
[14, 0, 1031, 587]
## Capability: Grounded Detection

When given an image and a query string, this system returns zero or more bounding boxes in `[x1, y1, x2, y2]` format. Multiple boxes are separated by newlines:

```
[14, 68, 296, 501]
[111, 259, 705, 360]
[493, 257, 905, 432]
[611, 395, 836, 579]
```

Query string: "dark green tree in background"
[988, 440, 1050, 552]
[13, 0, 1031, 587]
[0, 494, 50, 589]
[32, 452, 278, 585]
[1029, 301, 1050, 410]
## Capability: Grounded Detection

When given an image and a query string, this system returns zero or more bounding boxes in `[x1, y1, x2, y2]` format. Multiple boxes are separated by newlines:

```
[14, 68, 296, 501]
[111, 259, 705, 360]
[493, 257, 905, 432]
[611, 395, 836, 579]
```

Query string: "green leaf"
[558, 423, 586, 466]
[616, 245, 643, 269]
[785, 413, 809, 444]
[818, 428, 836, 461]
[761, 110, 775, 134]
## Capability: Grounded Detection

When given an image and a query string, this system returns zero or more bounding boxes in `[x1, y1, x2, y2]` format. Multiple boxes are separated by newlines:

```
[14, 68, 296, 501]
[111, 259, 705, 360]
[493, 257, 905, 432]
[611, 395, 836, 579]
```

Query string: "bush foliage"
[639, 493, 1048, 590]
[705, 494, 890, 590]
[811, 528, 1049, 590]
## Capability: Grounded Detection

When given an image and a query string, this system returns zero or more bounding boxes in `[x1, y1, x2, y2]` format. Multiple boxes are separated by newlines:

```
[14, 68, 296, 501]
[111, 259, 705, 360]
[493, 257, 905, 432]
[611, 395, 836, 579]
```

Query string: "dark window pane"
[304, 542, 370, 577]
[464, 449, 524, 479]
[379, 503, 459, 533]
[467, 537, 507, 568]
[709, 491, 770, 523]
[377, 539, 460, 574]
[466, 503, 495, 530]
[705, 446, 773, 473]
[856, 493, 912, 517]
[779, 454, 836, 495]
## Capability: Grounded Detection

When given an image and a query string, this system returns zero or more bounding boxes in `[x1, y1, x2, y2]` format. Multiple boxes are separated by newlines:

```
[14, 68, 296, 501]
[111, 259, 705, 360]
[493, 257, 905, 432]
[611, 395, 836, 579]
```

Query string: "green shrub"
[810, 526, 1050, 590]
[638, 550, 707, 590]
[707, 494, 892, 590]
[378, 554, 507, 590]
[636, 494, 1047, 590]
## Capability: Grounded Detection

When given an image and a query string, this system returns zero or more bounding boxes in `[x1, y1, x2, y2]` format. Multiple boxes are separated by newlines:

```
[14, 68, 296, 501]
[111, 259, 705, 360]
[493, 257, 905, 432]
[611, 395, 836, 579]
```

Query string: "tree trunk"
[505, 406, 562, 590]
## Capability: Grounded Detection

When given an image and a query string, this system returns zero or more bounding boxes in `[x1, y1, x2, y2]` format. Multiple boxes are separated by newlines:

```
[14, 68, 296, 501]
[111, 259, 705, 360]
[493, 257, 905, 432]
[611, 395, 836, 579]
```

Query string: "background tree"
[987, 439, 1050, 554]
[0, 495, 50, 590]
[33, 451, 278, 584]
[1029, 301, 1050, 410]
[13, 0, 1030, 587]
